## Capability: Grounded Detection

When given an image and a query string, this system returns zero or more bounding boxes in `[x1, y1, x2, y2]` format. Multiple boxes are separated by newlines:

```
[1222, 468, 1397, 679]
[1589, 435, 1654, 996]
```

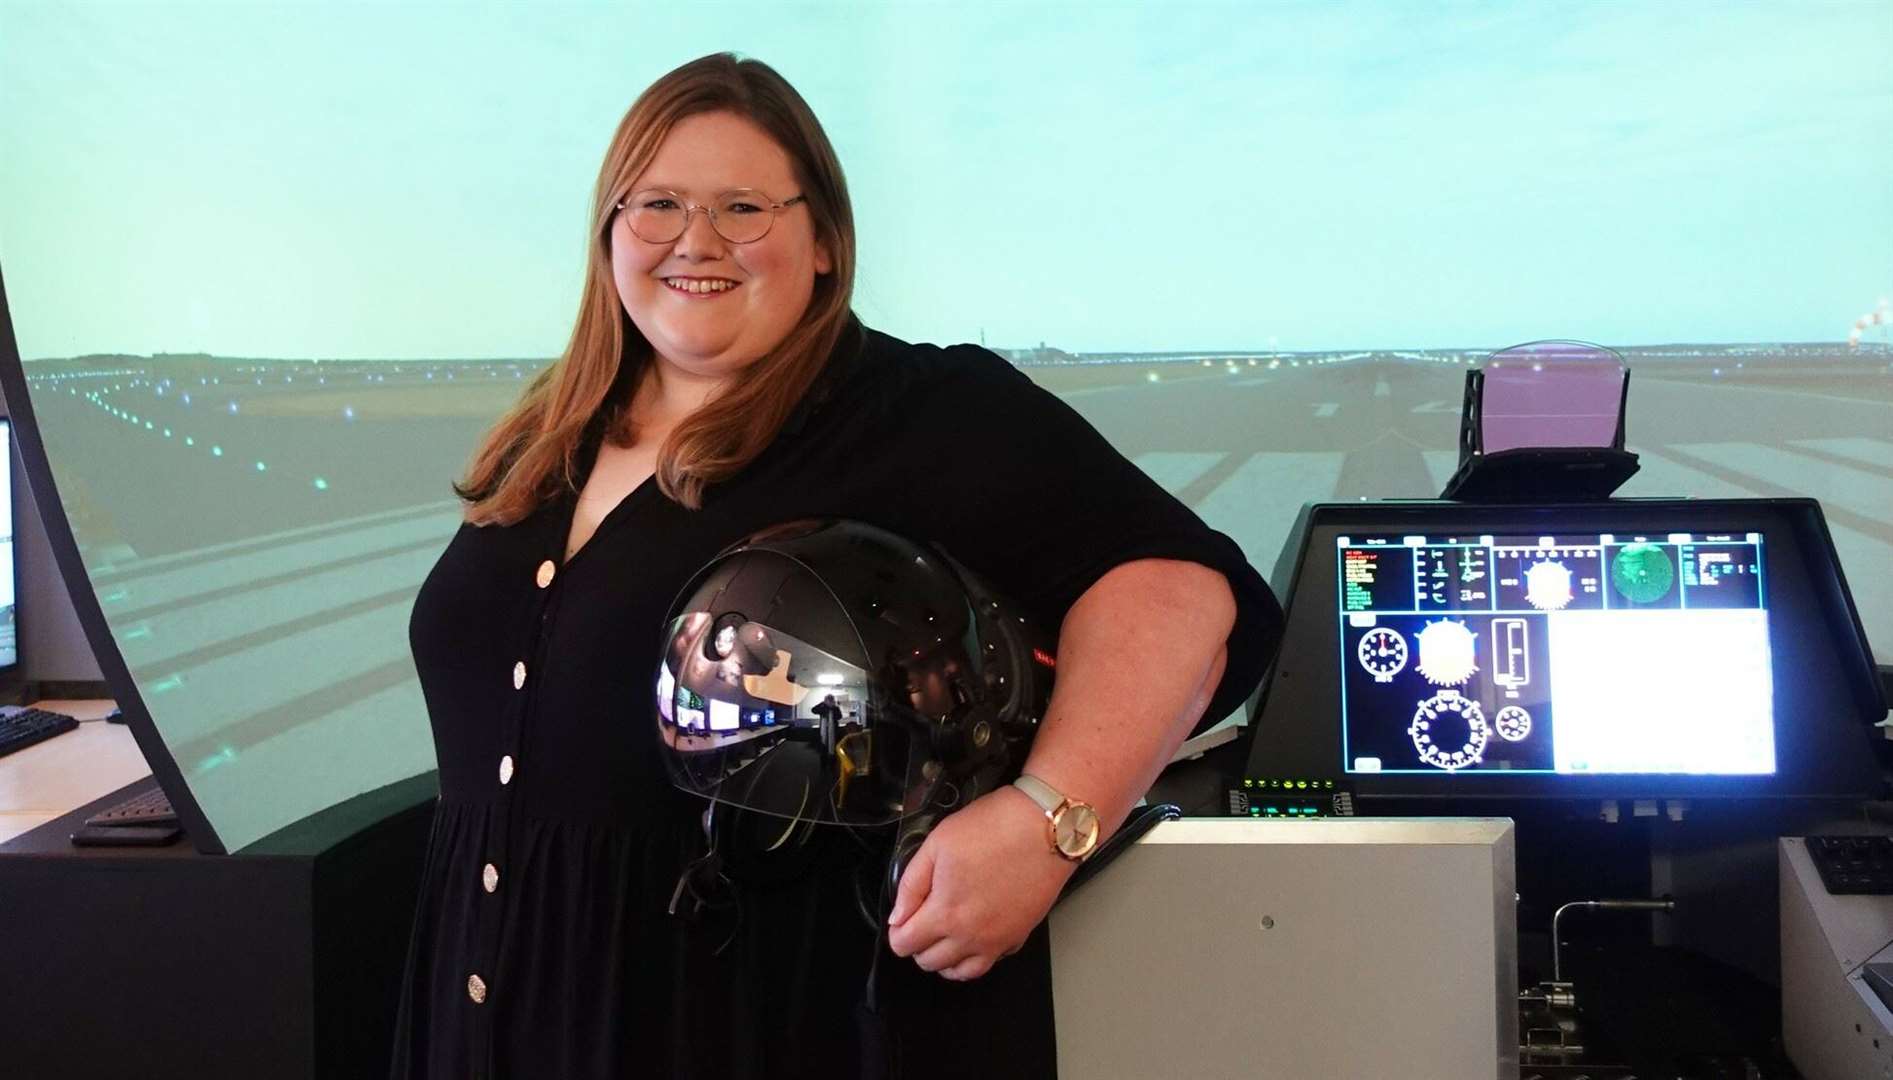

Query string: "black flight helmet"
[655, 519, 1055, 833]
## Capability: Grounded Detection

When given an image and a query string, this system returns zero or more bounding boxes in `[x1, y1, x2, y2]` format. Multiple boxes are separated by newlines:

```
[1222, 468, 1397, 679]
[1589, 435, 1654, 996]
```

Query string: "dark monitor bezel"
[1248, 498, 1884, 802]
[0, 261, 227, 852]
[0, 416, 17, 677]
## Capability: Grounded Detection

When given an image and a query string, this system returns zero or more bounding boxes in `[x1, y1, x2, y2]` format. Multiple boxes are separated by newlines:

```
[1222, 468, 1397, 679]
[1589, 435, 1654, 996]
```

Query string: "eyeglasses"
[615, 187, 808, 245]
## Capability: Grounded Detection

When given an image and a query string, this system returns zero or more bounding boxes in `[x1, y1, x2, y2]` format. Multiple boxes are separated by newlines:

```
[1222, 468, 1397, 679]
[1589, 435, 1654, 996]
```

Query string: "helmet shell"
[655, 520, 1054, 828]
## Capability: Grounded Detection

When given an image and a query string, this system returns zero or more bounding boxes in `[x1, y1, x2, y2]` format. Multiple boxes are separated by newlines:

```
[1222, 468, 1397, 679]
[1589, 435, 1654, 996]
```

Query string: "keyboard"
[84, 784, 178, 828]
[1806, 835, 1893, 895]
[0, 707, 80, 759]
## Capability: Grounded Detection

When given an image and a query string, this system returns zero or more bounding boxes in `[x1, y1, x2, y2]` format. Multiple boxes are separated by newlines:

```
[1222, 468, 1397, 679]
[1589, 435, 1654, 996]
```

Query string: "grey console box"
[1050, 817, 1517, 1080]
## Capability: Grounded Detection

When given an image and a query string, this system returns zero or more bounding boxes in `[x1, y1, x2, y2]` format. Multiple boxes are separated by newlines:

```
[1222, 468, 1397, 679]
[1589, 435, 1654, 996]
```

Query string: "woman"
[393, 52, 1281, 1079]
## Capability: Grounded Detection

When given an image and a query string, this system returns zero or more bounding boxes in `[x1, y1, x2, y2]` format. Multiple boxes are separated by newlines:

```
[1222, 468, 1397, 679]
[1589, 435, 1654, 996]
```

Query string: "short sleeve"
[889, 345, 1284, 732]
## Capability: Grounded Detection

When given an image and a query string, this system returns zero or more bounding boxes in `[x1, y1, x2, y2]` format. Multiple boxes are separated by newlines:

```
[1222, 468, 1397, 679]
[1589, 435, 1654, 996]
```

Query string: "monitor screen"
[1337, 529, 1773, 777]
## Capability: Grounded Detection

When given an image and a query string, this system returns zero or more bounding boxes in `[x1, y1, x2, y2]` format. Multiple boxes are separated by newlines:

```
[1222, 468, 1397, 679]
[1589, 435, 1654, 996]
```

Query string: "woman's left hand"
[885, 785, 1078, 981]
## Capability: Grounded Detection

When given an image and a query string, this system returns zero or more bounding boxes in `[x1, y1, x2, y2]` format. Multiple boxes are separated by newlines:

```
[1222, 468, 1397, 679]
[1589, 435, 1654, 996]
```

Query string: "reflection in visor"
[658, 612, 870, 751]
[657, 610, 930, 824]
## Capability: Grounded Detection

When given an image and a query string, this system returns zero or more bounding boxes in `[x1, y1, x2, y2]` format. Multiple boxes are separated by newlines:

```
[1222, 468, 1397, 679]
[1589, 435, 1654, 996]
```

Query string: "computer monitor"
[1339, 528, 1772, 777]
[0, 417, 16, 675]
[1248, 498, 1884, 804]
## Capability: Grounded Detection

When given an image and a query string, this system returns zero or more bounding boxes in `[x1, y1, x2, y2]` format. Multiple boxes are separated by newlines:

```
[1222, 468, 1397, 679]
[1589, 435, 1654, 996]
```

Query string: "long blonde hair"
[456, 53, 857, 522]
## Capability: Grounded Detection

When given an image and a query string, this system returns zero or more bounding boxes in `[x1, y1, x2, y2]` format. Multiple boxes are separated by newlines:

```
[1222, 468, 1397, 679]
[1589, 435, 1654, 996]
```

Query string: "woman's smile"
[661, 276, 741, 298]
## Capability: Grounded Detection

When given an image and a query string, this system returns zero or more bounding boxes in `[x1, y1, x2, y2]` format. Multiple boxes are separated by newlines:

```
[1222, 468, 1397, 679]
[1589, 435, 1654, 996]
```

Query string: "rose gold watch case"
[1048, 799, 1102, 862]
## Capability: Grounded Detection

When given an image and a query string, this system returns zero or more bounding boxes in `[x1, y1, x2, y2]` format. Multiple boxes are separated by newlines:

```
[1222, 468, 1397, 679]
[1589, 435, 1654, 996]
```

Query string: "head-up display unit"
[1248, 499, 1882, 803]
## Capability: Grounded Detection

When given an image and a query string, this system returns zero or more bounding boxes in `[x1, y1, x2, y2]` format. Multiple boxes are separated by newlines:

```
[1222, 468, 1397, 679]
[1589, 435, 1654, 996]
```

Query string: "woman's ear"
[814, 239, 833, 276]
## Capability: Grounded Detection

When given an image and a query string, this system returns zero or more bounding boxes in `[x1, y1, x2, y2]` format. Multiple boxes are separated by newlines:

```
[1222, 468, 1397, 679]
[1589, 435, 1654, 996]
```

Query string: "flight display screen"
[1337, 530, 1773, 776]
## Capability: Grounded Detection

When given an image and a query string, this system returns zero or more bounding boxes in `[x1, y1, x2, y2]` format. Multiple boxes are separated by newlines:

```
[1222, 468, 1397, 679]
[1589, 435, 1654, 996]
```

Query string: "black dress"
[391, 320, 1283, 1079]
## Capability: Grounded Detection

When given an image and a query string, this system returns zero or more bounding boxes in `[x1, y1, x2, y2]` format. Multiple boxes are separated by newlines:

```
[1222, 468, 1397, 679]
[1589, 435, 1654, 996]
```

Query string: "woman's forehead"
[632, 112, 798, 194]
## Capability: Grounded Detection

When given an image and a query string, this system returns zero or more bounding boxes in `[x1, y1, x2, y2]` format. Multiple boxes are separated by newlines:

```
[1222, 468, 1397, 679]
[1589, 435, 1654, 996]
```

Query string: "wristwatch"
[1012, 773, 1102, 862]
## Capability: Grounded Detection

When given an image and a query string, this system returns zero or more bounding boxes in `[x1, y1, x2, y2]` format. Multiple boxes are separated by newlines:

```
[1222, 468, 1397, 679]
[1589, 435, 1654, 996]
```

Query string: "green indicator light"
[185, 437, 195, 446]
[1325, 780, 1335, 788]
[1296, 781, 1308, 789]
[162, 428, 171, 437]
[211, 445, 223, 457]
[1243, 779, 1253, 788]
[256, 461, 267, 472]
[144, 421, 153, 430]
[1264, 807, 1279, 815]
[1249, 807, 1260, 816]
[313, 477, 329, 491]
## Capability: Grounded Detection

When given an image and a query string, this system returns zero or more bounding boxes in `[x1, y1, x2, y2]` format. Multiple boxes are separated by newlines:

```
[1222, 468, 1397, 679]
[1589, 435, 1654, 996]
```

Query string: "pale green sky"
[2, 0, 1889, 358]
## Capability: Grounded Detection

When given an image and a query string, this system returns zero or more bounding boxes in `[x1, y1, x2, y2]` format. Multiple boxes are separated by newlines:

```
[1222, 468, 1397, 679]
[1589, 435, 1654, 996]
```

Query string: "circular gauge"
[1357, 627, 1408, 683]
[1415, 619, 1478, 687]
[1524, 560, 1574, 611]
[1494, 705, 1532, 742]
[1408, 691, 1489, 771]
[1611, 543, 1675, 605]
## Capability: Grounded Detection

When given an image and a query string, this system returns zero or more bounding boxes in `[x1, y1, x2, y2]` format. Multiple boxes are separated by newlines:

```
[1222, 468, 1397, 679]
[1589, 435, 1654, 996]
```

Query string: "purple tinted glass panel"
[1480, 341, 1626, 453]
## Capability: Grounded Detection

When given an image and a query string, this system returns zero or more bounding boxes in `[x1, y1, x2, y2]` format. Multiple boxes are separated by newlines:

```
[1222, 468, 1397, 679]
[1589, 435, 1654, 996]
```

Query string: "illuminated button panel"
[1230, 777, 1348, 818]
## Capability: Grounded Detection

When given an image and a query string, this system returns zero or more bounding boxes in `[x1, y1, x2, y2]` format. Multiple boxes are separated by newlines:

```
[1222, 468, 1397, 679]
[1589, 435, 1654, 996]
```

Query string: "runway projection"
[2, 2, 1888, 850]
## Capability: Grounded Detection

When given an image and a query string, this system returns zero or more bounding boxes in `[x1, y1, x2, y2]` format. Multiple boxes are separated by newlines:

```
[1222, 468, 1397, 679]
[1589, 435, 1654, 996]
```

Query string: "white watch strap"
[1012, 773, 1063, 814]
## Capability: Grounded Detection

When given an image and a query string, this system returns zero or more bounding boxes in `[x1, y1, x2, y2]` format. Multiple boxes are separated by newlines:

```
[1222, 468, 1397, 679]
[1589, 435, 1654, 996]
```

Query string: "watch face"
[1053, 803, 1101, 858]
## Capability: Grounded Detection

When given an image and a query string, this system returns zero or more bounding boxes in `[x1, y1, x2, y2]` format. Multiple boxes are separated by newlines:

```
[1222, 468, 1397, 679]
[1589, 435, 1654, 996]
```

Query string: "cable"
[1059, 803, 1182, 902]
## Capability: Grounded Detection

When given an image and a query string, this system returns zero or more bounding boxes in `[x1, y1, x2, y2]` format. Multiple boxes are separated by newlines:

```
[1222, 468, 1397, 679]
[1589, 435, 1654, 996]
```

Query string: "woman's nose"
[671, 208, 727, 258]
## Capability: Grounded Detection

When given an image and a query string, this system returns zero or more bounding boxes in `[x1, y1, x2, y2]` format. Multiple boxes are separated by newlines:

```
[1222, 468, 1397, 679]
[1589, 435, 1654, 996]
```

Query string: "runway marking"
[1672, 442, 1893, 529]
[169, 660, 433, 851]
[114, 546, 445, 668]
[1314, 402, 1340, 418]
[1789, 437, 1893, 471]
[1131, 452, 1226, 495]
[111, 531, 454, 625]
[123, 597, 418, 747]
[85, 498, 463, 585]
[1194, 452, 1347, 581]
[1639, 375, 1893, 411]
[1410, 400, 1458, 414]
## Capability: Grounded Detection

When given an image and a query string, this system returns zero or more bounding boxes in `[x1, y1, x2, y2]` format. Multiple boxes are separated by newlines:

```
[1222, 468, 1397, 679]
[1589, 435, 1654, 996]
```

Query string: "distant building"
[992, 341, 1081, 365]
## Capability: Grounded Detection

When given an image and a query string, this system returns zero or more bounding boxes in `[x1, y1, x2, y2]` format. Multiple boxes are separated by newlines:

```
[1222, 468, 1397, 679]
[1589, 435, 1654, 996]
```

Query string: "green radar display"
[1611, 543, 1675, 604]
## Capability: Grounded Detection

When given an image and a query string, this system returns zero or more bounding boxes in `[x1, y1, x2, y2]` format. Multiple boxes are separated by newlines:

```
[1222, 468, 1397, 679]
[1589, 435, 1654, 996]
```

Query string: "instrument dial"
[1357, 627, 1408, 683]
[1494, 705, 1532, 742]
[1409, 690, 1489, 771]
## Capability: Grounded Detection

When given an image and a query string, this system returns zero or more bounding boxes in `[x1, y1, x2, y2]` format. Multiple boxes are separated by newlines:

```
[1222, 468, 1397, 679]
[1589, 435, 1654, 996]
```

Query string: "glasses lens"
[712, 190, 775, 243]
[625, 191, 685, 243]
